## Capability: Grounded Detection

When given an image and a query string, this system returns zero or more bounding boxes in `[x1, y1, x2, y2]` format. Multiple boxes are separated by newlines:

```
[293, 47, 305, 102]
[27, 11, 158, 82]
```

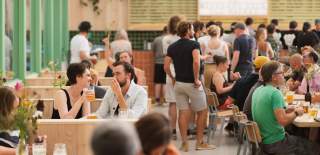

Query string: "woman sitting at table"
[210, 55, 239, 109]
[0, 87, 20, 155]
[52, 63, 91, 119]
[297, 51, 320, 94]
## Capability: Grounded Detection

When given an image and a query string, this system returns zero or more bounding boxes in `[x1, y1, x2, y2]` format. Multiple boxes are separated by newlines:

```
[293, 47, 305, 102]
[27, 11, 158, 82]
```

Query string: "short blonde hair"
[207, 25, 220, 37]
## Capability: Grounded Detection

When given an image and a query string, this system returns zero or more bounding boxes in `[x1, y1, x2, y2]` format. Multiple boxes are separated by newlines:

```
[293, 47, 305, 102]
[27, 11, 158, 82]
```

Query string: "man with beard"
[96, 61, 148, 118]
[164, 21, 214, 151]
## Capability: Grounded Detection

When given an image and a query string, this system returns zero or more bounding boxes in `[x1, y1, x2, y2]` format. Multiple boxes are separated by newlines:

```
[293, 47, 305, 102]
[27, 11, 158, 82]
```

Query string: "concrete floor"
[153, 104, 240, 155]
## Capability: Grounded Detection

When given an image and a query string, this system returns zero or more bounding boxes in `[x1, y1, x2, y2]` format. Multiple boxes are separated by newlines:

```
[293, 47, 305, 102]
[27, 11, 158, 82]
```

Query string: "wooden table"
[37, 119, 137, 155]
[293, 114, 320, 141]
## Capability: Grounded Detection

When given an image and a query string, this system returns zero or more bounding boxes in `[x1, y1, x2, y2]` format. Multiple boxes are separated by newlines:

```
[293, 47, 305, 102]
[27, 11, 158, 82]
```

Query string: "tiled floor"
[153, 104, 239, 155]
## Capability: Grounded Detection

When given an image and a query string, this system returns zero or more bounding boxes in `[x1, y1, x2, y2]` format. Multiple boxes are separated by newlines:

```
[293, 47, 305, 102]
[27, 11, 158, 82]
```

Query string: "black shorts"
[154, 64, 166, 84]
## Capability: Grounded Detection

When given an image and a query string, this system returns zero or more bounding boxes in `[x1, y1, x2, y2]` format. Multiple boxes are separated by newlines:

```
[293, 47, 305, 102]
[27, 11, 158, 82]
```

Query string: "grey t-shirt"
[243, 81, 263, 120]
[152, 35, 165, 64]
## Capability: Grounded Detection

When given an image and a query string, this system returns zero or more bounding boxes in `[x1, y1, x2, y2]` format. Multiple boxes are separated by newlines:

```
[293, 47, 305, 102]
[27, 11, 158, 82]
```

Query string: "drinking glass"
[53, 143, 67, 155]
[86, 86, 95, 102]
[309, 104, 318, 118]
[87, 114, 97, 119]
[303, 101, 310, 113]
[118, 109, 129, 119]
[32, 143, 46, 155]
[286, 91, 294, 105]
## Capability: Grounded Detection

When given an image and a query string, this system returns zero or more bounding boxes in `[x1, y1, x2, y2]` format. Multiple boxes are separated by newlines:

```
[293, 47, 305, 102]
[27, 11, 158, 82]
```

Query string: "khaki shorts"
[165, 77, 176, 103]
[174, 82, 207, 112]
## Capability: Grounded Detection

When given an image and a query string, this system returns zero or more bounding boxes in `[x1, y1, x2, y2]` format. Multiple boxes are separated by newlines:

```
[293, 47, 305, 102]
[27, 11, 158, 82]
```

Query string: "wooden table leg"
[309, 127, 319, 141]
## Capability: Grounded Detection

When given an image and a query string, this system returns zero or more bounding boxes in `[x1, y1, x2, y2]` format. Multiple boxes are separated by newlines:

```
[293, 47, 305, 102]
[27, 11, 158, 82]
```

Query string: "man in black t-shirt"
[230, 23, 256, 77]
[164, 21, 214, 151]
[229, 56, 270, 110]
[313, 19, 320, 40]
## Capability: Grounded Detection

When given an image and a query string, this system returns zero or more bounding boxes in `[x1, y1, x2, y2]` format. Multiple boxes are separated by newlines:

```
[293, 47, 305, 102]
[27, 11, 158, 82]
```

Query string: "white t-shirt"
[162, 34, 180, 78]
[70, 34, 91, 63]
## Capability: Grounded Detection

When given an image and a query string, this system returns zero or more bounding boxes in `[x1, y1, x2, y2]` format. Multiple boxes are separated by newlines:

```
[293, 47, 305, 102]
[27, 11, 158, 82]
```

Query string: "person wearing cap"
[230, 22, 256, 77]
[229, 56, 270, 111]
[70, 21, 97, 64]
[313, 19, 320, 39]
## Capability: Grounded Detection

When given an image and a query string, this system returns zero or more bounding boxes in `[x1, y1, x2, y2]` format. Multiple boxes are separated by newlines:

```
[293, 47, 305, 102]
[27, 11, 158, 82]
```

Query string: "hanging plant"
[80, 0, 102, 15]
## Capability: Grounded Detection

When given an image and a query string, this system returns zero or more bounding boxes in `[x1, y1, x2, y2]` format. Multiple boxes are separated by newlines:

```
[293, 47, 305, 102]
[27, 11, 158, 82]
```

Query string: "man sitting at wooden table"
[252, 61, 319, 154]
[95, 61, 148, 118]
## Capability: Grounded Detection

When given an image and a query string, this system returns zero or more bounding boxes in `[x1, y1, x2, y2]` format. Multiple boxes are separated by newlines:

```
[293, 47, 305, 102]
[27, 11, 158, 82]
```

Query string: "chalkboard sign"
[199, 0, 268, 16]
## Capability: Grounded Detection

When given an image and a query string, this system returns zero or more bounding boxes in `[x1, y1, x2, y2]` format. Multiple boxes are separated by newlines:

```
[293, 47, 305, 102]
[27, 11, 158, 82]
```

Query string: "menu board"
[199, 0, 268, 16]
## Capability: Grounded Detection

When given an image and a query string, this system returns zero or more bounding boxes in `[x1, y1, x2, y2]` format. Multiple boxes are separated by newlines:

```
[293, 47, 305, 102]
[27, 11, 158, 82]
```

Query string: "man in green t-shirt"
[252, 61, 319, 154]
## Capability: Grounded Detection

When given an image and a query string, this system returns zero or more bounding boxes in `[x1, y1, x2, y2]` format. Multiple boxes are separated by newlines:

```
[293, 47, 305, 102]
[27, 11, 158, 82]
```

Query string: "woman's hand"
[230, 72, 241, 81]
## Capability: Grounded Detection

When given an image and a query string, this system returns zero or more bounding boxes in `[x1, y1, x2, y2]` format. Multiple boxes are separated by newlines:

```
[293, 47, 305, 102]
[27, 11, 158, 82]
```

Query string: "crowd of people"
[2, 15, 320, 155]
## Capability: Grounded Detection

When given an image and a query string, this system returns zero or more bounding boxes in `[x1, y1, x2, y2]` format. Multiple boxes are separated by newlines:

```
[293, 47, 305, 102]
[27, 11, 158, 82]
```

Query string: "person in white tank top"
[202, 25, 230, 88]
[205, 25, 230, 62]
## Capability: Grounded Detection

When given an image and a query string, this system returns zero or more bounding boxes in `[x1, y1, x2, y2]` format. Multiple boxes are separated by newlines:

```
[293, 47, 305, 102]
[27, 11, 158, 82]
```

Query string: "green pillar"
[12, 0, 26, 80]
[0, 0, 4, 74]
[44, 0, 54, 67]
[53, 0, 62, 69]
[31, 0, 42, 73]
[62, 0, 69, 63]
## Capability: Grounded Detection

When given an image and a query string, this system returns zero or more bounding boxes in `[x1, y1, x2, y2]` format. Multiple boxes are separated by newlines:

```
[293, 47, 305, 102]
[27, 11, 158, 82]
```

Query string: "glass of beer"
[309, 105, 318, 118]
[286, 91, 294, 105]
[87, 114, 97, 119]
[86, 86, 95, 102]
[303, 101, 310, 113]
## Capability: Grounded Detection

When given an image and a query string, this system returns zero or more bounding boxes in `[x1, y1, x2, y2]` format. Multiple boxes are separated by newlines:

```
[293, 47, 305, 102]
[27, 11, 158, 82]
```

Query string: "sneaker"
[196, 142, 216, 150]
[180, 141, 189, 152]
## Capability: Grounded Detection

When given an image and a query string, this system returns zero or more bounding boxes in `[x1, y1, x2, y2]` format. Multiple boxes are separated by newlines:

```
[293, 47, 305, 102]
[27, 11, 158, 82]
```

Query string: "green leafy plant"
[48, 61, 67, 88]
[14, 99, 38, 155]
[53, 74, 67, 88]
